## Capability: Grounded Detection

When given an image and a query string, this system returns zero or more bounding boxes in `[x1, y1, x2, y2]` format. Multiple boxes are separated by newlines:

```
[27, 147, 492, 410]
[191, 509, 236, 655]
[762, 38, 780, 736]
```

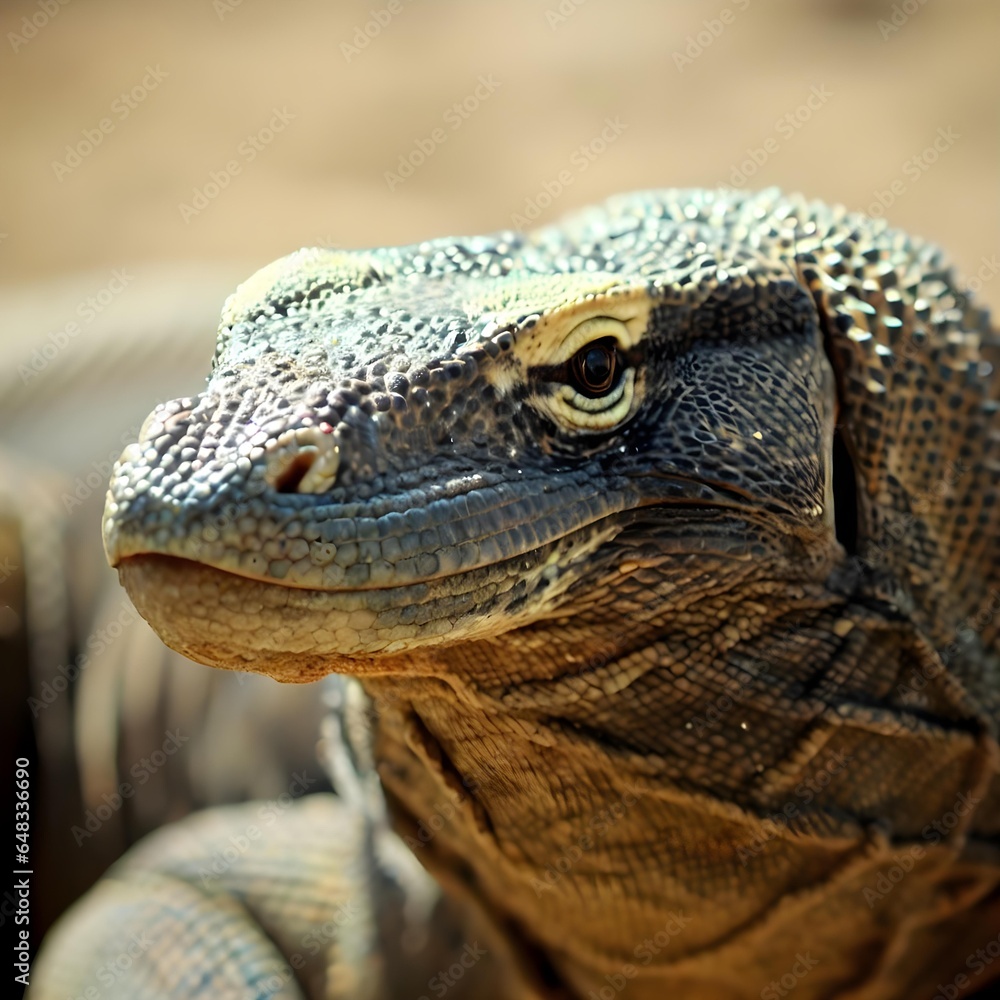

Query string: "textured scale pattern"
[32, 188, 1000, 1000]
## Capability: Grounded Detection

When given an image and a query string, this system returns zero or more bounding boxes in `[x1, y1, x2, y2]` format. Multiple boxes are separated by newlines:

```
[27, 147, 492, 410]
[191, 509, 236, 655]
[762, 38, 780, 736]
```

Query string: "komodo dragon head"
[103, 189, 1000, 999]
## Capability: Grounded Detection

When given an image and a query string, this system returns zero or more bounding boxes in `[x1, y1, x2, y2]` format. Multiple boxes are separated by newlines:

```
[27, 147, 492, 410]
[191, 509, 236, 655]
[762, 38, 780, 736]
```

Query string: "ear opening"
[805, 260, 862, 559]
[831, 423, 859, 556]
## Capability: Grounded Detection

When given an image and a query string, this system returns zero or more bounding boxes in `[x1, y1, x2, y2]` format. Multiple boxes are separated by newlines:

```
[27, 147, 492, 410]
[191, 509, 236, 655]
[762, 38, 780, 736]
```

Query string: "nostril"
[264, 426, 342, 495]
[273, 452, 317, 494]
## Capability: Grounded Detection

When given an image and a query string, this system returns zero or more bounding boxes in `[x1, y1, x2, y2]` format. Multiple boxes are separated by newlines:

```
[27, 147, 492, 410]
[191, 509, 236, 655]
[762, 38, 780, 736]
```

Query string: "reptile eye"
[527, 316, 641, 433]
[569, 339, 619, 396]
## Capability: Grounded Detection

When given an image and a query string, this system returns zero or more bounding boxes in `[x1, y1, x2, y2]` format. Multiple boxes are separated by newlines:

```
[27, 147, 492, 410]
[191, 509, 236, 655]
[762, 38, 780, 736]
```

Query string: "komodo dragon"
[31, 188, 1000, 999]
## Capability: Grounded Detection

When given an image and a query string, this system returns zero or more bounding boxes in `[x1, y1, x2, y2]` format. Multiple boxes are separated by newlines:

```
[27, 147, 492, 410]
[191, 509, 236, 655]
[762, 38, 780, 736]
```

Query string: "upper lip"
[106, 451, 802, 594]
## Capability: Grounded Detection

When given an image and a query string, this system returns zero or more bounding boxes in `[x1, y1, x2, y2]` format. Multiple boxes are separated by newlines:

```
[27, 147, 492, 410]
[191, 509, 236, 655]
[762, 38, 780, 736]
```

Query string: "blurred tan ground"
[0, 0, 997, 306]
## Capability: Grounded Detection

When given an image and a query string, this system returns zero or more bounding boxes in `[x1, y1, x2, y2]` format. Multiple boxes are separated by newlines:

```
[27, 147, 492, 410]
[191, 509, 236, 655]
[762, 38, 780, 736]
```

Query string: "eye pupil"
[572, 340, 618, 394]
[583, 347, 612, 384]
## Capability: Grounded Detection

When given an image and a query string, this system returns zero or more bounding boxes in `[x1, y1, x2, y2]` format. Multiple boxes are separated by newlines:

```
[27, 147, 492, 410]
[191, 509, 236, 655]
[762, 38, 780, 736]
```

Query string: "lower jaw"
[115, 553, 542, 681]
[117, 554, 369, 681]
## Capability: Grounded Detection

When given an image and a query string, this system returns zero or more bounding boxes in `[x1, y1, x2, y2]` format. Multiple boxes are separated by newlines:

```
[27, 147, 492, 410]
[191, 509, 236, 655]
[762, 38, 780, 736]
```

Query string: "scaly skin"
[42, 189, 1000, 998]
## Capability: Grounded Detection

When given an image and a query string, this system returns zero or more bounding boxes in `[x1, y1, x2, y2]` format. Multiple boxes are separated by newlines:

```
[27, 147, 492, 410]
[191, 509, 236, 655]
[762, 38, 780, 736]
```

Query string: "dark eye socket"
[569, 338, 619, 396]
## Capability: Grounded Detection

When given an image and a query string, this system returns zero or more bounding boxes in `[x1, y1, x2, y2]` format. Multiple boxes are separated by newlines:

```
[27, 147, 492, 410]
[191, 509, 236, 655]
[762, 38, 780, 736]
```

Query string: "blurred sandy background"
[1, 0, 997, 299]
[0, 0, 997, 962]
